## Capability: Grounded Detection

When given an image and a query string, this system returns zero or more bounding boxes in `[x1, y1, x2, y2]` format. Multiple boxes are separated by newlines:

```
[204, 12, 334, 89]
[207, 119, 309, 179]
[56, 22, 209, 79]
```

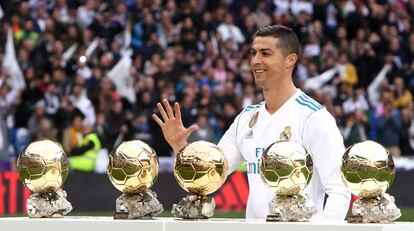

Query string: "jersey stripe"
[244, 101, 265, 112]
[298, 95, 322, 110]
[295, 98, 319, 111]
[301, 94, 323, 108]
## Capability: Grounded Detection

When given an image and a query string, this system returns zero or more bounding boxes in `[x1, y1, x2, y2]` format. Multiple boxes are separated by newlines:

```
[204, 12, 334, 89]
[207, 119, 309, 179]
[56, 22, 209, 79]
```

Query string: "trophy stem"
[27, 188, 72, 218]
[267, 193, 316, 222]
[172, 194, 216, 219]
[350, 193, 401, 223]
[114, 189, 163, 219]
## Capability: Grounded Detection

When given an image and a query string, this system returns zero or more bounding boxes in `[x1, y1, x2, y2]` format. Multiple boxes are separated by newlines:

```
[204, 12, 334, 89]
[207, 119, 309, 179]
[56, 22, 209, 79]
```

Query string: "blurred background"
[0, 0, 413, 219]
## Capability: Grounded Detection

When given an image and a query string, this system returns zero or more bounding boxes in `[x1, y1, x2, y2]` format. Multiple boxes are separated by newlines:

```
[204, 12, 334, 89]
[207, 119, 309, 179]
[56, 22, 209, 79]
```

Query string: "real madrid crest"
[249, 111, 259, 128]
[279, 126, 292, 141]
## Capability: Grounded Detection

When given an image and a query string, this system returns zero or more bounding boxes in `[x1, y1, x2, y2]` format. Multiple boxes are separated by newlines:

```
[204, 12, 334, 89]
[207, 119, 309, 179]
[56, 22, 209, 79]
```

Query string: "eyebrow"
[250, 48, 274, 53]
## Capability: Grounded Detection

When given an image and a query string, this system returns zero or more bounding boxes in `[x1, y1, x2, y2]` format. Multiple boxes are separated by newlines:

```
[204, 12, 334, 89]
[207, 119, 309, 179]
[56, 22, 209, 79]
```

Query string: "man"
[153, 25, 350, 220]
[69, 121, 101, 172]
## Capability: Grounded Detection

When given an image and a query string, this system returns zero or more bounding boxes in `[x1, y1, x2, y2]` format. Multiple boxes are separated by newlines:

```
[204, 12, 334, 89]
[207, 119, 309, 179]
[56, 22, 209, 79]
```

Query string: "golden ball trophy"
[341, 140, 401, 223]
[173, 141, 228, 219]
[107, 140, 163, 219]
[260, 141, 315, 222]
[17, 140, 72, 218]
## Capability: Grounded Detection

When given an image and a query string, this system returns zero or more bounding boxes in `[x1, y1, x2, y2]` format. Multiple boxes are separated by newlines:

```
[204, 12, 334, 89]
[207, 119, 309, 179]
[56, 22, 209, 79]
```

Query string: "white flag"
[61, 43, 78, 67]
[304, 68, 337, 90]
[121, 25, 131, 55]
[107, 53, 136, 103]
[367, 64, 391, 106]
[0, 5, 4, 20]
[85, 38, 99, 58]
[4, 28, 25, 90]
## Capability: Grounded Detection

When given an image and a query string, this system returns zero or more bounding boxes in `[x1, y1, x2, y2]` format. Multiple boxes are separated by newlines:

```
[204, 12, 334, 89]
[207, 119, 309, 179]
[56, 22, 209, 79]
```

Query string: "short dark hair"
[255, 25, 301, 57]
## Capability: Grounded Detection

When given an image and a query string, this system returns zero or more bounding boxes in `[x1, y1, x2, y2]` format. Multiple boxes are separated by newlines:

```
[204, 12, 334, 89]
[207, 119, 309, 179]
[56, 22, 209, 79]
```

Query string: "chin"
[254, 77, 264, 88]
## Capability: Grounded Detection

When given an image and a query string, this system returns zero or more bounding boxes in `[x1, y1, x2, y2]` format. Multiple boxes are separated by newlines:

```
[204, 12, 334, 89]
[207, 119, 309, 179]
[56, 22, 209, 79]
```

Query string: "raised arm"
[152, 99, 198, 153]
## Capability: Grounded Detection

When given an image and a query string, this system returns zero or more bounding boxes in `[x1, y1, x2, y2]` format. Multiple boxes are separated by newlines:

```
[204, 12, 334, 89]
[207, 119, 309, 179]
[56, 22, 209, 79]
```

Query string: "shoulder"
[291, 92, 339, 131]
[293, 92, 324, 114]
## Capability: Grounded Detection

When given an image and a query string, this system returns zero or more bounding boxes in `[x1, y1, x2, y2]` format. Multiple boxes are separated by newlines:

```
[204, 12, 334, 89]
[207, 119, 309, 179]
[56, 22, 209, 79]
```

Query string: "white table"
[0, 217, 413, 231]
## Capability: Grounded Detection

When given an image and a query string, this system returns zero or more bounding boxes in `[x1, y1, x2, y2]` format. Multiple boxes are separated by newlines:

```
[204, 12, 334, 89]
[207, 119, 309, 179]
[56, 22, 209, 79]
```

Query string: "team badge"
[279, 126, 292, 141]
[249, 111, 259, 128]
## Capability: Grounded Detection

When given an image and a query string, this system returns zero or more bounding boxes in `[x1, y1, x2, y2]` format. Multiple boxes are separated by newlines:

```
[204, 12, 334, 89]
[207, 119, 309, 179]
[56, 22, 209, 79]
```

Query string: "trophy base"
[113, 212, 129, 220]
[113, 212, 154, 220]
[267, 193, 316, 222]
[172, 195, 215, 219]
[115, 189, 163, 219]
[27, 189, 72, 218]
[346, 215, 364, 223]
[266, 214, 281, 222]
[351, 193, 401, 223]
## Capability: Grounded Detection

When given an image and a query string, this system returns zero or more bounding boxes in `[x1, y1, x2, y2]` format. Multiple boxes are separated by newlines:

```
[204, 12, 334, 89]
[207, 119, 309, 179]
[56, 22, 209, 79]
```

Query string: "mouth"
[253, 69, 267, 76]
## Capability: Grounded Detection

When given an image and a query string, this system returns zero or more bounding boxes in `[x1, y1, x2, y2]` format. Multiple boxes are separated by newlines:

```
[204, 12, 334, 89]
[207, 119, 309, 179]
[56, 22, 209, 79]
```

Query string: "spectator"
[69, 122, 101, 172]
[340, 110, 368, 147]
[62, 108, 84, 154]
[188, 115, 215, 143]
[377, 101, 402, 157]
[217, 14, 245, 49]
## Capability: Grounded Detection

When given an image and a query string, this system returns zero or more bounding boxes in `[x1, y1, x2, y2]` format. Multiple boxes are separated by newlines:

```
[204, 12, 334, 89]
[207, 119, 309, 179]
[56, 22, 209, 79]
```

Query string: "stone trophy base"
[114, 189, 163, 219]
[172, 195, 215, 219]
[350, 193, 401, 223]
[27, 189, 72, 218]
[267, 193, 316, 222]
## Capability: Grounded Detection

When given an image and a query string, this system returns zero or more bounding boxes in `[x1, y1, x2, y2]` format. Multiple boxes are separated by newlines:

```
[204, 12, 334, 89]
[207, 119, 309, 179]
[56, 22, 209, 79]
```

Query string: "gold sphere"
[341, 140, 395, 198]
[260, 141, 313, 196]
[174, 141, 228, 195]
[17, 140, 68, 193]
[107, 140, 159, 194]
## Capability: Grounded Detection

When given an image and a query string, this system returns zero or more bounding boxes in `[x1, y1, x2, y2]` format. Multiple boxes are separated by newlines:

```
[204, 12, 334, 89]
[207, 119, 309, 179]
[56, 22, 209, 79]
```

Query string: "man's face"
[250, 36, 285, 89]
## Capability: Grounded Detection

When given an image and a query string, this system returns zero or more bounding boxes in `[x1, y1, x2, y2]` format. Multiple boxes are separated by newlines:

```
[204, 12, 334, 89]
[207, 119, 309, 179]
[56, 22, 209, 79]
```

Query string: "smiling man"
[153, 25, 350, 220]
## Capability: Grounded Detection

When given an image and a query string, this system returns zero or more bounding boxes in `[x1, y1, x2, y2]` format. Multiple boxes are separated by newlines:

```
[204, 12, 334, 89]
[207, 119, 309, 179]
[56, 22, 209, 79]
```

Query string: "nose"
[251, 53, 262, 66]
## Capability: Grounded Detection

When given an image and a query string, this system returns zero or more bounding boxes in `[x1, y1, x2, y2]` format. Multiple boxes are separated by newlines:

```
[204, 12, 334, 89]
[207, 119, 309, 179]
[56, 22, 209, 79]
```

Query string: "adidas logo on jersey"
[246, 130, 253, 139]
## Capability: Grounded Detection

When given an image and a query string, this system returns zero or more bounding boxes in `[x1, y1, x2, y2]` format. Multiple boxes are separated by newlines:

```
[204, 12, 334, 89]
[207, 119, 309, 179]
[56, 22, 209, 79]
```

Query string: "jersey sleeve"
[303, 109, 351, 220]
[218, 114, 245, 174]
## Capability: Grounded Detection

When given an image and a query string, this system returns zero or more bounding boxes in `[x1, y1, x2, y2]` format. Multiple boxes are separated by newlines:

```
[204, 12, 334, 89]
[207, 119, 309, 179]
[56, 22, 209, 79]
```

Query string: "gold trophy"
[107, 140, 163, 219]
[341, 140, 401, 223]
[17, 140, 72, 218]
[260, 141, 315, 222]
[172, 141, 228, 219]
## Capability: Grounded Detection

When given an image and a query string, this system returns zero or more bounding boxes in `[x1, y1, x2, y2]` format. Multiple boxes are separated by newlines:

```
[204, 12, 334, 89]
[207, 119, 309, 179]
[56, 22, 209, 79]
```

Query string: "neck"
[263, 79, 298, 114]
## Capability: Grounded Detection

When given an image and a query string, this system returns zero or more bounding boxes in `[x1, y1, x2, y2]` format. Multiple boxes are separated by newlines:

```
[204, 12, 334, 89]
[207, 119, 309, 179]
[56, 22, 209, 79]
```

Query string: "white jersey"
[218, 89, 350, 220]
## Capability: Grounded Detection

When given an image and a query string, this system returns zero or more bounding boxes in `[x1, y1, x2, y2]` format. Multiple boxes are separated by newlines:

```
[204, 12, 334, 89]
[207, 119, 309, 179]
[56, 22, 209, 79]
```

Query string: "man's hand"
[152, 99, 198, 153]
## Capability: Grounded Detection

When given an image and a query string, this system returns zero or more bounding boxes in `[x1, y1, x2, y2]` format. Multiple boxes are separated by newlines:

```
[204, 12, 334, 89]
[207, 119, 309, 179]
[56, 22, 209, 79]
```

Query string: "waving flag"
[3, 27, 25, 90]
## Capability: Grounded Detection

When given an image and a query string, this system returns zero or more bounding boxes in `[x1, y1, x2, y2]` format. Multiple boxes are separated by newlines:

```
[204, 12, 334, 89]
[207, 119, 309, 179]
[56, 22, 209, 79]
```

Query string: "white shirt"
[342, 95, 369, 114]
[218, 89, 350, 220]
[217, 23, 245, 45]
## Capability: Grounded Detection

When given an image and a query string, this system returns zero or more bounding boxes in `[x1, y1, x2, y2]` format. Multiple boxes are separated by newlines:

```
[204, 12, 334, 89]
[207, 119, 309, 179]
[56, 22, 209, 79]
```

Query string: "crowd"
[1, 0, 414, 172]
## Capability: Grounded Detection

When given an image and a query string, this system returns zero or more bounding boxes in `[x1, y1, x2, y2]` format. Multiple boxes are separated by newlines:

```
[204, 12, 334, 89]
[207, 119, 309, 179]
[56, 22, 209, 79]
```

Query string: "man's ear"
[285, 53, 298, 69]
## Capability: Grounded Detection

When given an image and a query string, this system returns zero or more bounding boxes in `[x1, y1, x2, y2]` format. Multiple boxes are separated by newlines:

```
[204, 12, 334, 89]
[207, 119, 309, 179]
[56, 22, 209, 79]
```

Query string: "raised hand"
[152, 99, 198, 153]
